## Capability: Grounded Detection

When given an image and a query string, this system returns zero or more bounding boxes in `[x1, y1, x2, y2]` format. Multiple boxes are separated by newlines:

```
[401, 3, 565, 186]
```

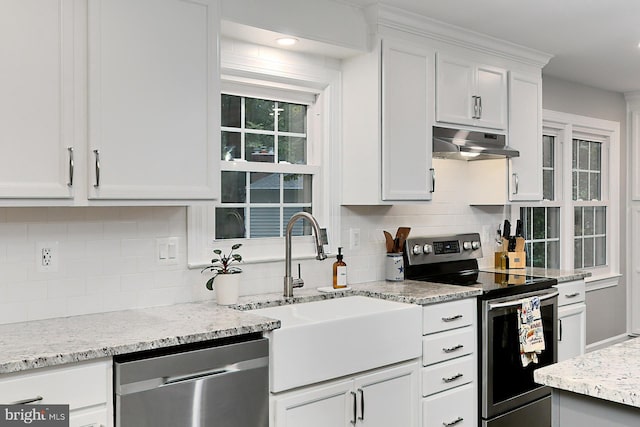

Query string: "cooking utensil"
[395, 227, 411, 253]
[383, 231, 395, 253]
[502, 220, 511, 238]
[515, 219, 523, 238]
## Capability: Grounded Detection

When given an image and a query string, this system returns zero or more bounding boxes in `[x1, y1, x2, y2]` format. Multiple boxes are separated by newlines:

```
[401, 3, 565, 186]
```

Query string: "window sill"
[584, 273, 621, 292]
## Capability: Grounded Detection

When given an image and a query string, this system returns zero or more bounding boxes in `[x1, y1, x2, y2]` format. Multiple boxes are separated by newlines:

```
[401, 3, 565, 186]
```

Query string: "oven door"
[481, 288, 558, 419]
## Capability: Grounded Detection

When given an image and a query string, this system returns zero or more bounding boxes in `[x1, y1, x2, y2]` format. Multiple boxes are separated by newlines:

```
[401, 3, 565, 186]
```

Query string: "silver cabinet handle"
[512, 173, 519, 195]
[430, 168, 436, 193]
[477, 95, 482, 118]
[565, 292, 580, 298]
[472, 95, 479, 118]
[93, 149, 100, 188]
[558, 318, 563, 342]
[357, 388, 364, 421]
[442, 373, 463, 383]
[443, 416, 464, 427]
[11, 396, 43, 405]
[350, 391, 357, 425]
[442, 314, 463, 322]
[443, 344, 464, 353]
[67, 147, 74, 187]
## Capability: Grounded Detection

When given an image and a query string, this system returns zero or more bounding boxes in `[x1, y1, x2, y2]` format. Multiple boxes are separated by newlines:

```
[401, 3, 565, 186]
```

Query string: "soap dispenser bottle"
[333, 247, 347, 289]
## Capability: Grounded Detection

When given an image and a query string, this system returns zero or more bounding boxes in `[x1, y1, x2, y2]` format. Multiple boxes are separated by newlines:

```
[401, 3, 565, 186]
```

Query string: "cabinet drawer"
[422, 355, 474, 396]
[422, 327, 474, 366]
[423, 382, 476, 427]
[554, 280, 585, 306]
[423, 298, 475, 335]
[0, 360, 110, 410]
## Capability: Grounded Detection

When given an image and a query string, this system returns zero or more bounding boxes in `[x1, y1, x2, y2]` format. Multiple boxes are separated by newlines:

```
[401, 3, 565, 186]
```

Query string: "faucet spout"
[284, 212, 327, 297]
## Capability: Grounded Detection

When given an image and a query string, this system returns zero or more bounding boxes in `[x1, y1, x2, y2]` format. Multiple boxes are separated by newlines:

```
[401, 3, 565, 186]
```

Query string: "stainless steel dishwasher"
[114, 336, 269, 427]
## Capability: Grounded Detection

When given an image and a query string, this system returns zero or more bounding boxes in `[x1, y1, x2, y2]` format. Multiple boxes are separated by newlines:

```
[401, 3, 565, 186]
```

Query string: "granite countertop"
[534, 338, 640, 408]
[0, 302, 279, 374]
[480, 266, 591, 283]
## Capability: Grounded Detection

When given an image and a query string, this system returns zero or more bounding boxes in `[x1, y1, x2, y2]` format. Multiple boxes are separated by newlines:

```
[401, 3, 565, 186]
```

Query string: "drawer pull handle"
[442, 373, 464, 383]
[443, 416, 464, 427]
[443, 344, 464, 353]
[442, 314, 463, 322]
[11, 396, 43, 405]
[565, 292, 580, 298]
[350, 391, 357, 425]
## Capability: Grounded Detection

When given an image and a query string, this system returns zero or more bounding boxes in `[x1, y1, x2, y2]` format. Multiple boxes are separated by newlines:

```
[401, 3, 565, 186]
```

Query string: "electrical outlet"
[349, 228, 361, 250]
[157, 237, 179, 265]
[36, 242, 59, 272]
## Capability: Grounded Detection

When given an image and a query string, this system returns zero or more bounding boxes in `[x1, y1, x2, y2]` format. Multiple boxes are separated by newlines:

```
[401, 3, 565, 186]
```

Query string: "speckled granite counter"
[0, 302, 279, 374]
[480, 267, 591, 283]
[232, 280, 482, 310]
[534, 338, 640, 408]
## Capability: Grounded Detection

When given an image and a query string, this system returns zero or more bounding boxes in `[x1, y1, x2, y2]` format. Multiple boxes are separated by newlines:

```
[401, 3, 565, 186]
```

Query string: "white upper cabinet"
[87, 0, 219, 201]
[508, 71, 543, 201]
[0, 0, 75, 200]
[342, 38, 434, 205]
[436, 54, 508, 130]
[0, 0, 220, 205]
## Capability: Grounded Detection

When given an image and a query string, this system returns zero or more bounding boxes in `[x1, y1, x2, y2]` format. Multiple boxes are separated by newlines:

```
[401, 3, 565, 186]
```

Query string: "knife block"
[494, 237, 526, 269]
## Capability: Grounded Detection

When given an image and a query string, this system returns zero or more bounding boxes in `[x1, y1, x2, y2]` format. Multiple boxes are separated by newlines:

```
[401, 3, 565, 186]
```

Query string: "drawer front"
[423, 382, 476, 427]
[0, 360, 110, 410]
[422, 355, 475, 396]
[422, 327, 475, 366]
[423, 298, 475, 335]
[554, 280, 585, 306]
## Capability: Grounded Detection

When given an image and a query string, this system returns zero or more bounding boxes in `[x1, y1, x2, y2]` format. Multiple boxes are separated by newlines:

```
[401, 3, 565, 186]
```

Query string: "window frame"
[187, 43, 342, 267]
[512, 109, 621, 289]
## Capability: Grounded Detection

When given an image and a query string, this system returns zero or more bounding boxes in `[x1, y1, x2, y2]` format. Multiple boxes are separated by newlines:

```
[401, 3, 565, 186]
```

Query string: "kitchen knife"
[515, 219, 524, 238]
[502, 220, 511, 239]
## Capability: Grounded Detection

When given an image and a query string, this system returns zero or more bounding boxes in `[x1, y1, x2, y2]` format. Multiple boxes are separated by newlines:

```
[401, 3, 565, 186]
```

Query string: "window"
[217, 94, 314, 240]
[514, 110, 620, 285]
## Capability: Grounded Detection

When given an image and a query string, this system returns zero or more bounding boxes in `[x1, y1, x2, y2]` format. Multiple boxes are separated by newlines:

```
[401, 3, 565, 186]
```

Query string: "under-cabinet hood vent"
[432, 126, 519, 161]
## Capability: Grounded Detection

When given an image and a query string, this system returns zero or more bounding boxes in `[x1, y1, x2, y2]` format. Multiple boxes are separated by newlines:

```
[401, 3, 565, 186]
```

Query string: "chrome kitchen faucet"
[283, 212, 327, 297]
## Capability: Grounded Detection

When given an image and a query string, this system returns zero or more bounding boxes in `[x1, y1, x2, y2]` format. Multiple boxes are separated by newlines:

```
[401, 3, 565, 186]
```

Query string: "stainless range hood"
[432, 126, 519, 160]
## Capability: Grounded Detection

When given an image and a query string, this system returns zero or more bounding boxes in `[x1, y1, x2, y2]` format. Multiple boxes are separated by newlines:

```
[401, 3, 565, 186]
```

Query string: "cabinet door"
[0, 0, 74, 199]
[558, 303, 586, 362]
[508, 72, 543, 201]
[355, 361, 419, 427]
[87, 0, 219, 200]
[382, 40, 434, 201]
[272, 379, 352, 427]
[70, 407, 109, 427]
[436, 55, 475, 127]
[475, 65, 507, 130]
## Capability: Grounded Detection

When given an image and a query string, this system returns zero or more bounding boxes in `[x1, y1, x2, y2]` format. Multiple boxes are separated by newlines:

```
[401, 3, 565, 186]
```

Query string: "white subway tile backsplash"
[47, 278, 85, 298]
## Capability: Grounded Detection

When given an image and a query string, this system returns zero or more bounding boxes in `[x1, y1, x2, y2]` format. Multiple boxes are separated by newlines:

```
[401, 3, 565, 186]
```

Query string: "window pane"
[583, 207, 594, 235]
[572, 171, 578, 200]
[590, 142, 601, 170]
[279, 136, 307, 164]
[583, 237, 594, 268]
[283, 207, 313, 236]
[215, 208, 245, 239]
[595, 236, 606, 266]
[595, 207, 606, 234]
[221, 131, 241, 161]
[221, 171, 246, 203]
[278, 102, 306, 133]
[532, 242, 545, 267]
[221, 94, 241, 128]
[547, 241, 560, 269]
[543, 170, 554, 200]
[547, 208, 560, 238]
[532, 207, 546, 239]
[246, 134, 275, 162]
[525, 241, 532, 266]
[542, 135, 553, 168]
[250, 173, 280, 203]
[245, 98, 275, 130]
[284, 174, 312, 203]
[574, 208, 583, 237]
[574, 238, 583, 269]
[578, 140, 590, 169]
[578, 172, 589, 200]
[589, 172, 601, 200]
[249, 207, 280, 238]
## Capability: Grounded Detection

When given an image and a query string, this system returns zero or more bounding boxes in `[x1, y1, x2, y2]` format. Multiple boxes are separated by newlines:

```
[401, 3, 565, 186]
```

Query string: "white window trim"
[512, 109, 620, 290]
[187, 44, 342, 268]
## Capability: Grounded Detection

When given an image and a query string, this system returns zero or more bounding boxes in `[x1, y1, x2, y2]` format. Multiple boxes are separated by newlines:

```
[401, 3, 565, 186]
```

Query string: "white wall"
[542, 74, 628, 345]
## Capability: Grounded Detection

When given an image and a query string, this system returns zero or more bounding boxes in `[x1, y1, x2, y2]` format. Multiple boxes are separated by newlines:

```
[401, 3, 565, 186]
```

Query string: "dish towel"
[518, 296, 545, 367]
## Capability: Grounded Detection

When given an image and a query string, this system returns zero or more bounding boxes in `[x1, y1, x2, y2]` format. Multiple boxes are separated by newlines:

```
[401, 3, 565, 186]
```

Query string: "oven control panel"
[405, 233, 482, 265]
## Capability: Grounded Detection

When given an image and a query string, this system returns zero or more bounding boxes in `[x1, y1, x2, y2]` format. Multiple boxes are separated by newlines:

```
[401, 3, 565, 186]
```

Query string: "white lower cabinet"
[422, 298, 477, 427]
[272, 361, 420, 427]
[0, 359, 112, 427]
[554, 280, 587, 361]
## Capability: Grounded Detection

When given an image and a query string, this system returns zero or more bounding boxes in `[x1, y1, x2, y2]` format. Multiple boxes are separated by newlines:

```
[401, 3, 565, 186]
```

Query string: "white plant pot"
[214, 273, 240, 305]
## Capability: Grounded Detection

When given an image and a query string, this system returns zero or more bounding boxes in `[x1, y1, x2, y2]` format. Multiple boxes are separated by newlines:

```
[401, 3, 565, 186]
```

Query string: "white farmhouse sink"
[252, 296, 422, 393]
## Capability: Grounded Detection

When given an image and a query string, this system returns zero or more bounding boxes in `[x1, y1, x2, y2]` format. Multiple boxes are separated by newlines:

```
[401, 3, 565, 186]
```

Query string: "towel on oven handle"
[518, 296, 545, 367]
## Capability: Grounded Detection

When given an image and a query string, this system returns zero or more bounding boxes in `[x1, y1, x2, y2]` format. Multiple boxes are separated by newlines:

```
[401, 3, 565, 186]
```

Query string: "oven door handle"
[488, 291, 559, 310]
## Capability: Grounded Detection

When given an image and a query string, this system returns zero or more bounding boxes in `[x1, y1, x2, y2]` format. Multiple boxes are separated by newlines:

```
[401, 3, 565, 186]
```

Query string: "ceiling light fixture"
[276, 37, 298, 47]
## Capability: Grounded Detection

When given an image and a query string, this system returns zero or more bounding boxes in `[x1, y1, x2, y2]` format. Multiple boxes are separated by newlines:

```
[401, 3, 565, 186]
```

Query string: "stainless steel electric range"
[404, 233, 558, 427]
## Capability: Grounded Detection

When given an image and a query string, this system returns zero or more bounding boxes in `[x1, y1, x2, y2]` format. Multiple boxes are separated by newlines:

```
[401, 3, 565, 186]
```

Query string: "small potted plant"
[201, 243, 243, 305]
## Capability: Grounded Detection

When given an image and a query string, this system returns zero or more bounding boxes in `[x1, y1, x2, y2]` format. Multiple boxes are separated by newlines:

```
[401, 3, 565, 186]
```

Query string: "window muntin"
[572, 139, 601, 201]
[574, 206, 606, 268]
